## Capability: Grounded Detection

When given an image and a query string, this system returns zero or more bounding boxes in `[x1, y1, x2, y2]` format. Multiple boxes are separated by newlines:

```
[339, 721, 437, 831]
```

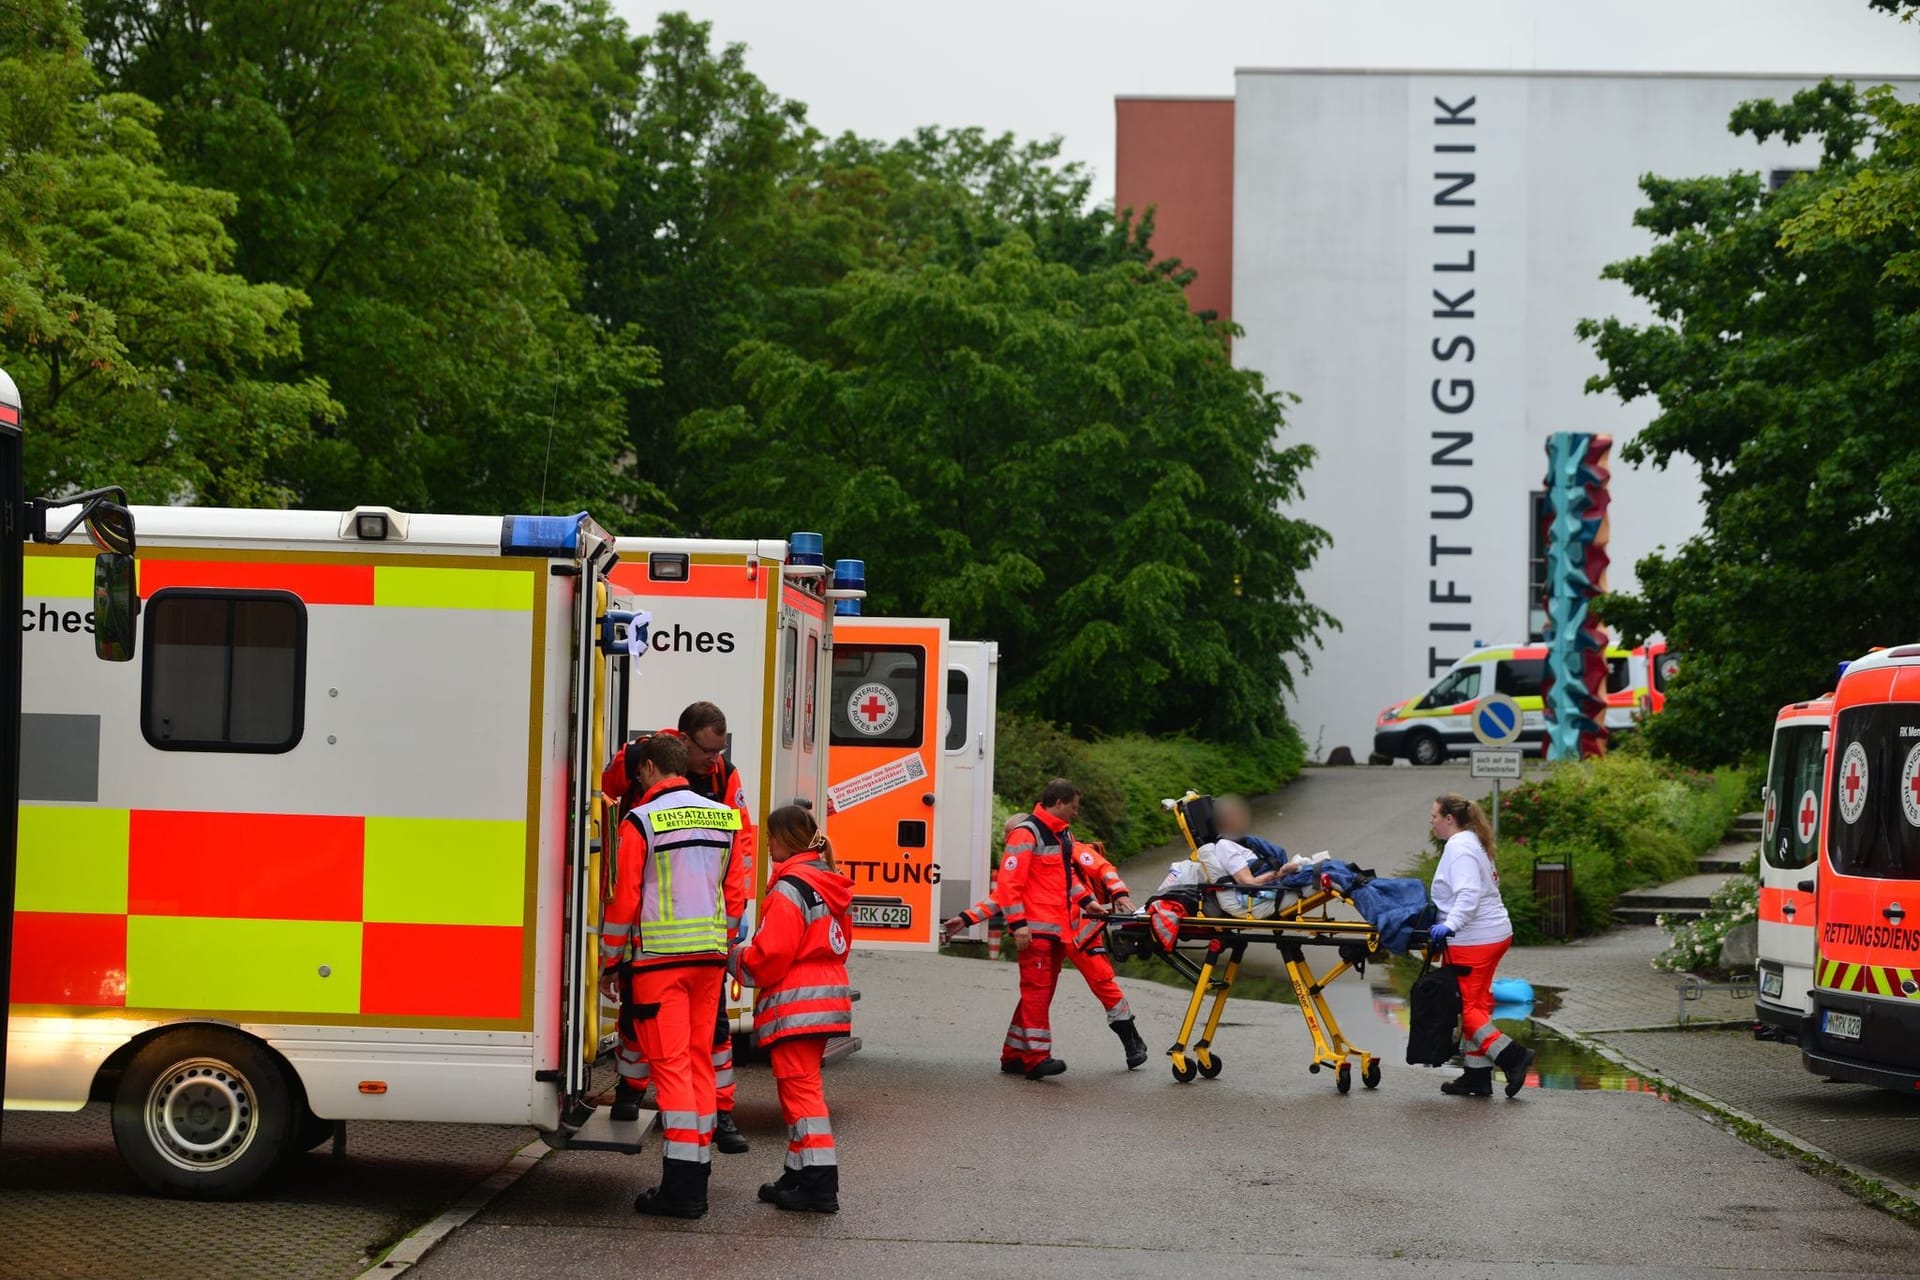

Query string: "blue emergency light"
[789, 531, 825, 569]
[832, 559, 865, 616]
[500, 512, 584, 557]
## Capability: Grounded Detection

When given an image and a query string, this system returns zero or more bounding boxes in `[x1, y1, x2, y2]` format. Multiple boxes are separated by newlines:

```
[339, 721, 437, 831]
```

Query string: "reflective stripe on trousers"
[771, 1036, 836, 1170]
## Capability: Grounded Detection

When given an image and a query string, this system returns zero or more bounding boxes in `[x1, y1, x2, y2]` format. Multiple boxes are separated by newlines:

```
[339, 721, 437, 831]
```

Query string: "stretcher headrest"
[1176, 795, 1220, 850]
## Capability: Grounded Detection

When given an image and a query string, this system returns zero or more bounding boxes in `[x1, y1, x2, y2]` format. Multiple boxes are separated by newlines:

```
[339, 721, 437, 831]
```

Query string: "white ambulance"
[1755, 694, 1832, 1036]
[9, 506, 631, 1196]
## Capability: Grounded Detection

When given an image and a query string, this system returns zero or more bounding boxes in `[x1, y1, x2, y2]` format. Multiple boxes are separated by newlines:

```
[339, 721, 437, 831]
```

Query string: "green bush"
[1412, 752, 1757, 944]
[992, 711, 1306, 859]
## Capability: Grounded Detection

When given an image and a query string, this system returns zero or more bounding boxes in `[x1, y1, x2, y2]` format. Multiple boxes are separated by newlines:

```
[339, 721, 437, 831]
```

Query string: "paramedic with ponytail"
[1427, 793, 1536, 1098]
[729, 805, 854, 1213]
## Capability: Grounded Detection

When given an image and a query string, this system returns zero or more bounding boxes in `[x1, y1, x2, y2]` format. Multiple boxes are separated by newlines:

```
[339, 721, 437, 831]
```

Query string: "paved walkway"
[1504, 921, 1920, 1203]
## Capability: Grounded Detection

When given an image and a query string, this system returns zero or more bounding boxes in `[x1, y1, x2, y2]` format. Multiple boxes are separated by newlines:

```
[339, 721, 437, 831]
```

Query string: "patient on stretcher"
[1153, 795, 1310, 919]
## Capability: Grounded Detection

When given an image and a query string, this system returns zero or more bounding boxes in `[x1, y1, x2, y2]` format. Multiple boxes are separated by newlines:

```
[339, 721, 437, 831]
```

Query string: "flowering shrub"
[1654, 875, 1759, 973]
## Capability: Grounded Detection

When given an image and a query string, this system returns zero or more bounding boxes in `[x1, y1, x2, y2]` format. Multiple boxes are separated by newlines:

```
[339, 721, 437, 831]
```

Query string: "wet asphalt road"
[411, 930, 1920, 1278]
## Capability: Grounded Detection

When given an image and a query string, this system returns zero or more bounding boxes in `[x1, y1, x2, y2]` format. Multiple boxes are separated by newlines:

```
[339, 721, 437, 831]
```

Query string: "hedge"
[992, 712, 1306, 859]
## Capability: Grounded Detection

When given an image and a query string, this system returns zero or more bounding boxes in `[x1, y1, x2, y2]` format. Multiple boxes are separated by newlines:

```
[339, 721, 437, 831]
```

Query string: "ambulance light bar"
[500, 512, 584, 557]
[342, 506, 410, 541]
[830, 558, 866, 615]
[786, 530, 828, 578]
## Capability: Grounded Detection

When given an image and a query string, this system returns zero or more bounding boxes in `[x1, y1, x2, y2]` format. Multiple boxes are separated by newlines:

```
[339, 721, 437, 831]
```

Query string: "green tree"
[0, 0, 333, 503]
[1578, 78, 1920, 765]
[84, 0, 657, 516]
[688, 236, 1332, 741]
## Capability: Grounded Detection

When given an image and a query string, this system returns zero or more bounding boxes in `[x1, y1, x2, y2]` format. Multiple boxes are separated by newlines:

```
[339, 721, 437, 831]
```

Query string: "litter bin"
[1534, 857, 1572, 940]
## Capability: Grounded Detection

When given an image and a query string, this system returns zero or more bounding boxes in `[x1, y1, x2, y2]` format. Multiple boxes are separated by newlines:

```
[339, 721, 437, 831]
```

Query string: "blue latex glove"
[1428, 924, 1453, 946]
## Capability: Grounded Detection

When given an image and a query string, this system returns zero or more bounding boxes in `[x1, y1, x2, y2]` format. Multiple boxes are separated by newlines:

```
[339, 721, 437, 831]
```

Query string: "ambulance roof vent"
[341, 506, 410, 542]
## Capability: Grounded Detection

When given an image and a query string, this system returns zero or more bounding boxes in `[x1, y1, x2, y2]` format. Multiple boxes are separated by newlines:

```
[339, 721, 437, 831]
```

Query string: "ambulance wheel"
[1336, 1062, 1353, 1094]
[1409, 732, 1446, 767]
[1198, 1054, 1224, 1079]
[111, 1028, 294, 1198]
[1171, 1057, 1198, 1084]
[1363, 1062, 1382, 1090]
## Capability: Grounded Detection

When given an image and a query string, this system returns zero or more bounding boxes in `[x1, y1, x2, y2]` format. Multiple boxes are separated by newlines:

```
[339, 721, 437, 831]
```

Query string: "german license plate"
[1824, 1010, 1863, 1040]
[1761, 970, 1784, 999]
[852, 901, 911, 929]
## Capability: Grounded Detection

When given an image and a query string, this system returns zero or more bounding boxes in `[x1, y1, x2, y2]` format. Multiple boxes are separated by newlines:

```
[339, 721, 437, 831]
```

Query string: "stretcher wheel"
[1171, 1057, 1198, 1084]
[1336, 1062, 1352, 1094]
[1362, 1061, 1382, 1090]
[1198, 1054, 1223, 1079]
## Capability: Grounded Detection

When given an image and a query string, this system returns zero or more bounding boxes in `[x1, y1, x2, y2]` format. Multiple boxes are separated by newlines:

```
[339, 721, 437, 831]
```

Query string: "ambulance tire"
[1408, 731, 1447, 767]
[111, 1028, 295, 1199]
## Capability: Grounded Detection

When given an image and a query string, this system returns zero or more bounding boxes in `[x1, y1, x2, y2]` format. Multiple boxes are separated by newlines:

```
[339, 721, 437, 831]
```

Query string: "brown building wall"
[1114, 97, 1235, 322]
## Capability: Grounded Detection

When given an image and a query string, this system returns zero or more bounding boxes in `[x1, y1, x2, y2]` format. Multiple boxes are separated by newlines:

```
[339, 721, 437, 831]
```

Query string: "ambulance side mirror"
[93, 552, 139, 662]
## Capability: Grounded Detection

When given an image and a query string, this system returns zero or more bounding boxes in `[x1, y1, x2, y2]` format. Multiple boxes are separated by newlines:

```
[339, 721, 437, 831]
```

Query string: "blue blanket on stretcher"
[1247, 847, 1434, 955]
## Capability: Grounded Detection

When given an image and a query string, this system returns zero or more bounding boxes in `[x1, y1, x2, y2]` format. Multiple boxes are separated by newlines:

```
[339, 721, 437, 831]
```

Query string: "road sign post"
[1470, 694, 1524, 847]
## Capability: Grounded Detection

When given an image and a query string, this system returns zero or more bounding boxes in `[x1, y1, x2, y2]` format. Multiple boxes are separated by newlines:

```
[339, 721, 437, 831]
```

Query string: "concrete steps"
[1614, 871, 1733, 927]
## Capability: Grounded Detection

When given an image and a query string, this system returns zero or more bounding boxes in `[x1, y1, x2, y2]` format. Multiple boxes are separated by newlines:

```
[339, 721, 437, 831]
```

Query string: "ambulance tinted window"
[803, 633, 819, 752]
[1763, 724, 1824, 871]
[1827, 705, 1920, 880]
[945, 669, 969, 752]
[780, 624, 798, 748]
[1495, 659, 1545, 698]
[1605, 656, 1632, 694]
[830, 644, 924, 748]
[142, 590, 305, 753]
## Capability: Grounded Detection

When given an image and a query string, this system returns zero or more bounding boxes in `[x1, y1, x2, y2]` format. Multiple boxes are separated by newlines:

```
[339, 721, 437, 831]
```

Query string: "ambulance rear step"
[825, 1035, 863, 1066]
[551, 1107, 655, 1154]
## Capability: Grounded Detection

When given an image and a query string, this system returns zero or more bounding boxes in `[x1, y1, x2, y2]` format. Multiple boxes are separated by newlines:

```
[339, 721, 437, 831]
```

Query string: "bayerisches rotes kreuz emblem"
[1838, 741, 1870, 826]
[1901, 743, 1920, 828]
[847, 682, 899, 735]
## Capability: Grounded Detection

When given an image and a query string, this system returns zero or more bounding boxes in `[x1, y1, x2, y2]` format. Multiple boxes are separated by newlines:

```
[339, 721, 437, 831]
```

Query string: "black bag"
[1406, 951, 1464, 1067]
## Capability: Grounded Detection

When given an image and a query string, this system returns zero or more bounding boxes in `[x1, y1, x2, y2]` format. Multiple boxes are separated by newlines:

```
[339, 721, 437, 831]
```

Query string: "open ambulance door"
[827, 617, 947, 950]
[937, 641, 999, 930]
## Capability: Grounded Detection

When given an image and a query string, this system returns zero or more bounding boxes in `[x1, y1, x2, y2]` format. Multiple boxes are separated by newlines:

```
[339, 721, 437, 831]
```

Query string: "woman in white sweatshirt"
[1427, 793, 1535, 1097]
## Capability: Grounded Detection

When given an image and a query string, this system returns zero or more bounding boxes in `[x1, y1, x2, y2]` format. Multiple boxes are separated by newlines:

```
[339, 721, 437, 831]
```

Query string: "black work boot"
[1440, 1066, 1494, 1097]
[1494, 1040, 1537, 1097]
[760, 1164, 839, 1213]
[634, 1158, 709, 1219]
[999, 1058, 1025, 1074]
[609, 1082, 646, 1123]
[1111, 1019, 1150, 1070]
[1024, 1057, 1067, 1081]
[713, 1110, 750, 1154]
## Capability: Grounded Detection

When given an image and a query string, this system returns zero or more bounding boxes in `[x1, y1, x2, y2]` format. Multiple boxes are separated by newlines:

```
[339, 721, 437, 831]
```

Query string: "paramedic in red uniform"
[730, 804, 853, 1213]
[675, 701, 754, 1155]
[599, 733, 741, 1218]
[944, 816, 1149, 1069]
[943, 779, 1100, 1079]
[1427, 792, 1535, 1098]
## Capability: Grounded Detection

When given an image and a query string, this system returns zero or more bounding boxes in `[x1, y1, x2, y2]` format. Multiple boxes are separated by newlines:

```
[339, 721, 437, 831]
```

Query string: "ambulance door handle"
[1797, 881, 1815, 894]
[1781, 902, 1796, 919]
[977, 732, 985, 760]
[921, 793, 936, 807]
[1885, 902, 1906, 923]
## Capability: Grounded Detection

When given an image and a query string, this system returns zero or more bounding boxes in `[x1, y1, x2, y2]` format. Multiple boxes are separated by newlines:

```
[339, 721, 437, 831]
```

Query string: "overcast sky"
[612, 0, 1920, 200]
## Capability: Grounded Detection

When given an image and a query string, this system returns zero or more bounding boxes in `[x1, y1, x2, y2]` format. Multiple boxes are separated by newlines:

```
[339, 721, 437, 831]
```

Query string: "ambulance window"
[1654, 652, 1679, 692]
[803, 633, 820, 752]
[830, 644, 925, 748]
[945, 669, 969, 752]
[1494, 660, 1545, 698]
[1827, 706, 1920, 879]
[1423, 665, 1481, 709]
[1763, 724, 1824, 871]
[1604, 657, 1632, 694]
[780, 624, 798, 748]
[142, 589, 306, 753]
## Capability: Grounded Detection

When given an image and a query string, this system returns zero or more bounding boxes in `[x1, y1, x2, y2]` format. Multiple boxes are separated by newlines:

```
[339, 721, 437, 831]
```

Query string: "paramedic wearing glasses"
[1427, 793, 1536, 1098]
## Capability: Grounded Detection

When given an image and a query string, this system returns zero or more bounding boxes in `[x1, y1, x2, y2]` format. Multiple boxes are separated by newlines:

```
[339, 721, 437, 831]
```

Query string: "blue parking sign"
[1472, 693, 1523, 747]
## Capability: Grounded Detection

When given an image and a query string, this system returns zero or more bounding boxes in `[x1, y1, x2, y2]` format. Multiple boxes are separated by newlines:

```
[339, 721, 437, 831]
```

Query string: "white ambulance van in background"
[1755, 694, 1832, 1037]
[938, 641, 999, 928]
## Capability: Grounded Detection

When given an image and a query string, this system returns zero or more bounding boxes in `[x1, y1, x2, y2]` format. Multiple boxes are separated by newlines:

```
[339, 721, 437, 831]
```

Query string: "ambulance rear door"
[1757, 699, 1829, 1026]
[937, 640, 998, 925]
[827, 617, 947, 950]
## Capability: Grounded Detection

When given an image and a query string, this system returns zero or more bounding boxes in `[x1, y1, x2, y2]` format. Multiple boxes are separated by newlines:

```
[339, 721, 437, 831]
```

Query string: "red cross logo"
[1846, 763, 1864, 804]
[1765, 796, 1776, 833]
[1799, 795, 1818, 842]
[859, 695, 888, 723]
[1909, 771, 1920, 809]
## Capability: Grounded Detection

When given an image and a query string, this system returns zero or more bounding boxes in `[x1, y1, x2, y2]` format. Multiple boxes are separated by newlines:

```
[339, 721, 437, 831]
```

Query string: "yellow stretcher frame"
[1112, 793, 1384, 1091]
